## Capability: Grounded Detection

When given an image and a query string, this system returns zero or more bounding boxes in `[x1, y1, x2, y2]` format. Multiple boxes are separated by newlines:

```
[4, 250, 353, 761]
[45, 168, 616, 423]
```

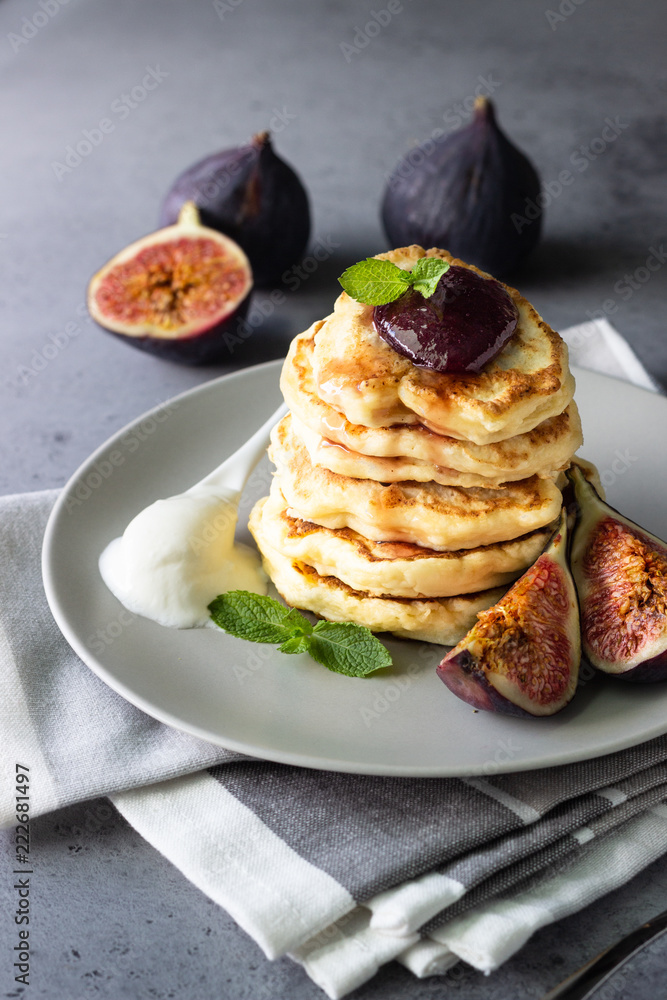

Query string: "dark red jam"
[373, 265, 519, 374]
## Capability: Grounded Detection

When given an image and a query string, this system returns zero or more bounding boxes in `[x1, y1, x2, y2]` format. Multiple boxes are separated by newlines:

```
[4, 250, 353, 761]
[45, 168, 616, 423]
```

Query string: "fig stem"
[177, 200, 202, 229]
[473, 95, 493, 121]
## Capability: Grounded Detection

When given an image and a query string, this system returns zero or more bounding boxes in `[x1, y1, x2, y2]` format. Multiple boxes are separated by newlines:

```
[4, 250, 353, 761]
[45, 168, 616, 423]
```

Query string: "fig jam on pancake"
[374, 265, 519, 374]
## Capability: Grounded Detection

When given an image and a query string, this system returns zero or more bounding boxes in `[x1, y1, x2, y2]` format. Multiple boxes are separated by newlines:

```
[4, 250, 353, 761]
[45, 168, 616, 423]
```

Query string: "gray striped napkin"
[1, 320, 666, 998]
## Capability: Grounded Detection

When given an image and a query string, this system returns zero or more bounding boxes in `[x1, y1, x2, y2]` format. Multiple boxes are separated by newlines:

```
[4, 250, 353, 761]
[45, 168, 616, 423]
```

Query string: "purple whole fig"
[382, 98, 542, 277]
[159, 131, 310, 287]
[437, 509, 581, 717]
[567, 464, 667, 682]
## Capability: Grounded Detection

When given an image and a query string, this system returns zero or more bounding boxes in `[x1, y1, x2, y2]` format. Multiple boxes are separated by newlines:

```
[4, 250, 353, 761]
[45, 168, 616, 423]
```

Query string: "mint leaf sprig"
[338, 256, 450, 306]
[208, 591, 392, 677]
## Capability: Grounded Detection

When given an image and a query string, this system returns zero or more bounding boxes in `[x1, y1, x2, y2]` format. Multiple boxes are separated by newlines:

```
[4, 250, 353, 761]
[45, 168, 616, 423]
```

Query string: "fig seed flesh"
[94, 238, 248, 333]
[568, 465, 667, 681]
[437, 510, 580, 717]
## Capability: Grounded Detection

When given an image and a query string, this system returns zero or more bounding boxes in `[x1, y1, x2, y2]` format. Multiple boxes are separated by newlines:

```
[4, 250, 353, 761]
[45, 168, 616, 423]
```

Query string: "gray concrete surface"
[1, 0, 667, 997]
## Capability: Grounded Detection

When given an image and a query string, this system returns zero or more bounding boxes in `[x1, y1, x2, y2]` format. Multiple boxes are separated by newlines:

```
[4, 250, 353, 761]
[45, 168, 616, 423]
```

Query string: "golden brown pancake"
[270, 415, 564, 551]
[248, 517, 507, 644]
[251, 483, 555, 598]
[292, 413, 575, 489]
[281, 325, 583, 486]
[309, 246, 575, 444]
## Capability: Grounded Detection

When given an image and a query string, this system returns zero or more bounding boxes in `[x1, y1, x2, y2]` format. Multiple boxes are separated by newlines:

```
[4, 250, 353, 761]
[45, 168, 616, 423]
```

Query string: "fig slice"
[87, 201, 252, 365]
[436, 509, 580, 717]
[567, 464, 667, 682]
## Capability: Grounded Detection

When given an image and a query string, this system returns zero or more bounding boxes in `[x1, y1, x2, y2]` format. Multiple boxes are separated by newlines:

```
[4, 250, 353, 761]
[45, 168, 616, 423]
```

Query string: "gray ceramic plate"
[42, 361, 667, 776]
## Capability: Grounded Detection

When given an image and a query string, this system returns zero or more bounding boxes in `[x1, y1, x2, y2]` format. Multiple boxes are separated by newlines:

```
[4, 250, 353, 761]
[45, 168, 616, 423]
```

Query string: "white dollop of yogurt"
[99, 487, 267, 629]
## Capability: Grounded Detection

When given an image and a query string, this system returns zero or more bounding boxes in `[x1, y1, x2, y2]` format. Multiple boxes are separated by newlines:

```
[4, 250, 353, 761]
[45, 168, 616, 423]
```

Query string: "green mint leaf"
[278, 610, 313, 652]
[279, 634, 312, 655]
[307, 621, 392, 677]
[208, 591, 309, 644]
[283, 607, 314, 635]
[410, 258, 450, 298]
[209, 592, 392, 677]
[338, 258, 412, 305]
[338, 256, 450, 306]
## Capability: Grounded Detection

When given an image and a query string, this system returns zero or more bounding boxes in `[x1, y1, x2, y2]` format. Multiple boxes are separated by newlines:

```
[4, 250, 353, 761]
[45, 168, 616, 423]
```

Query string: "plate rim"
[41, 361, 667, 777]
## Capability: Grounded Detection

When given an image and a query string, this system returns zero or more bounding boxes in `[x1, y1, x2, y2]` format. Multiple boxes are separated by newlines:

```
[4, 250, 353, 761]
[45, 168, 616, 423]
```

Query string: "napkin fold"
[1, 320, 665, 999]
[0, 489, 246, 826]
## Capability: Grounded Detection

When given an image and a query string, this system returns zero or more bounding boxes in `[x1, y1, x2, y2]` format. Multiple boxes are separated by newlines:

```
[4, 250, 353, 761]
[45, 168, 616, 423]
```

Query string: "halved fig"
[87, 201, 252, 364]
[436, 509, 580, 717]
[568, 464, 667, 682]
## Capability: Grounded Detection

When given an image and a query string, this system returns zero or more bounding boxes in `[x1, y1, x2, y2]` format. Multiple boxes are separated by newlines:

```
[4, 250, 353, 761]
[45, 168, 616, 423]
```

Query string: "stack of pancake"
[249, 246, 584, 644]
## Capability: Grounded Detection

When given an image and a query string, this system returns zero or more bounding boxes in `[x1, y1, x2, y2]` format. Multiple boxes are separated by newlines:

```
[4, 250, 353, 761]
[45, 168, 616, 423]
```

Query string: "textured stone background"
[1, 0, 667, 996]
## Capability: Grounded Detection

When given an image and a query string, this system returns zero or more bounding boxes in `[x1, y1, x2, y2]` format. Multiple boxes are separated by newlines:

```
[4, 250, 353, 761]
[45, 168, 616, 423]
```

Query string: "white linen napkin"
[561, 317, 662, 393]
[1, 320, 665, 999]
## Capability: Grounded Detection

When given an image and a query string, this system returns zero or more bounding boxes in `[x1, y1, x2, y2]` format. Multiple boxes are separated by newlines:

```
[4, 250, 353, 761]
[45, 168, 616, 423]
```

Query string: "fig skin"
[381, 98, 542, 278]
[159, 131, 310, 287]
[437, 510, 581, 718]
[568, 464, 667, 682]
[102, 307, 251, 366]
[87, 202, 253, 366]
